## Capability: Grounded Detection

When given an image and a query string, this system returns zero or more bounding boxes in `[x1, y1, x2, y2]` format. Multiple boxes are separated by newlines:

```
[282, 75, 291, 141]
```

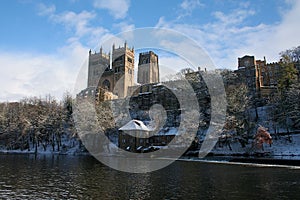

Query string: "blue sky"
[0, 0, 299, 101]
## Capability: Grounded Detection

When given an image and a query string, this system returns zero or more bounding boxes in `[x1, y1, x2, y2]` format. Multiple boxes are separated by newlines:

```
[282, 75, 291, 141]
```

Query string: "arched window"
[102, 79, 111, 90]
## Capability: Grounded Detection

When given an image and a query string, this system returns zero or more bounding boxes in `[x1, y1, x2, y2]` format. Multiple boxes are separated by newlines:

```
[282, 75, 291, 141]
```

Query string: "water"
[0, 154, 299, 199]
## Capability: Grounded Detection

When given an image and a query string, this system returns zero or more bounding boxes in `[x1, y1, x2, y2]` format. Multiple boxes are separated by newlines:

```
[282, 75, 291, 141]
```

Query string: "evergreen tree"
[278, 54, 298, 92]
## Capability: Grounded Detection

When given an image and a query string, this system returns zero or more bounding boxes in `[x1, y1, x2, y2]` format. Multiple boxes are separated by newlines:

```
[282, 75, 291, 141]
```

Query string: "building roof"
[119, 120, 150, 131]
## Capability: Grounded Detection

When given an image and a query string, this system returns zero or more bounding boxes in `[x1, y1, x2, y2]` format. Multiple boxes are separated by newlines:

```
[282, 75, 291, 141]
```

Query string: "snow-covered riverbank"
[2, 133, 300, 168]
[211, 133, 300, 159]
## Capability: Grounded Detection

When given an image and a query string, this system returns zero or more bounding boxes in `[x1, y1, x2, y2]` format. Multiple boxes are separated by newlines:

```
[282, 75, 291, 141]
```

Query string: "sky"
[0, 0, 300, 102]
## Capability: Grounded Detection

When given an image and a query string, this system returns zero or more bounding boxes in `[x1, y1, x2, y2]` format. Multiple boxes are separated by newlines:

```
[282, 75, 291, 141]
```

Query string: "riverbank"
[209, 133, 300, 157]
[2, 149, 300, 169]
[1, 133, 300, 167]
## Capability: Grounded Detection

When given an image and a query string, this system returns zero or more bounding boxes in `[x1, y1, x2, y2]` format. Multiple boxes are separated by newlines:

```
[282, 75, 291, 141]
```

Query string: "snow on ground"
[0, 134, 83, 155]
[1, 120, 300, 160]
[211, 134, 300, 159]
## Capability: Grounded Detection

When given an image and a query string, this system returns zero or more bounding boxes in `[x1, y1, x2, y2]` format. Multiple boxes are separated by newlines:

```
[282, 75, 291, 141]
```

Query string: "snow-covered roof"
[119, 120, 150, 131]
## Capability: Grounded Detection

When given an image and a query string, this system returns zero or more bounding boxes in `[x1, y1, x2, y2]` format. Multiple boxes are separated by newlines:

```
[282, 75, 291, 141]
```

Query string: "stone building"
[118, 119, 176, 152]
[87, 42, 135, 98]
[235, 55, 260, 92]
[118, 119, 150, 151]
[87, 47, 110, 88]
[137, 51, 159, 84]
[256, 58, 281, 87]
[235, 55, 284, 97]
[83, 43, 160, 100]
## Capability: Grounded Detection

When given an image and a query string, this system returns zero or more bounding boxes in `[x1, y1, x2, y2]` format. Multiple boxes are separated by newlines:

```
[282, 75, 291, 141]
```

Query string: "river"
[0, 154, 299, 199]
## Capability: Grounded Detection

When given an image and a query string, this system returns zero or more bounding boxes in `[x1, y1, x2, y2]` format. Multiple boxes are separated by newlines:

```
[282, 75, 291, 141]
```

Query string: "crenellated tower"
[137, 51, 159, 84]
[87, 47, 110, 87]
[111, 42, 135, 98]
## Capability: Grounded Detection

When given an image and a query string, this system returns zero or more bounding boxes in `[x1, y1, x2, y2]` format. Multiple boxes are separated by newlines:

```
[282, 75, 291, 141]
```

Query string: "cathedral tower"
[138, 51, 159, 84]
[87, 47, 110, 87]
[111, 42, 135, 98]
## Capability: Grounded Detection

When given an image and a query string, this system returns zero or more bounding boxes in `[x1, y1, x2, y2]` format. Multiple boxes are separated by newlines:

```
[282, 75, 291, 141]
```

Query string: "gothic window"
[115, 67, 120, 73]
[127, 57, 133, 63]
[102, 79, 111, 90]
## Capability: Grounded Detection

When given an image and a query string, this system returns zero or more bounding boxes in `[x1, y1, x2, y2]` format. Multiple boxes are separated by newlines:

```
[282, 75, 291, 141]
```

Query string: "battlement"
[266, 62, 280, 66]
[89, 47, 110, 60]
[140, 51, 156, 56]
[112, 42, 134, 53]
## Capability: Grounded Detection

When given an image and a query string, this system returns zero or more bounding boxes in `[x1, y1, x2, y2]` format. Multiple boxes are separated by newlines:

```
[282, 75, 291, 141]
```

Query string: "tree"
[280, 46, 300, 63]
[284, 82, 300, 130]
[224, 83, 251, 147]
[271, 49, 300, 139]
[278, 54, 298, 92]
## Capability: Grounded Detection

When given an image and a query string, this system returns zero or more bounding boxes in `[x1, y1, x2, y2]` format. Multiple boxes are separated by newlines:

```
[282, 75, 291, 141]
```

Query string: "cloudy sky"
[0, 0, 299, 101]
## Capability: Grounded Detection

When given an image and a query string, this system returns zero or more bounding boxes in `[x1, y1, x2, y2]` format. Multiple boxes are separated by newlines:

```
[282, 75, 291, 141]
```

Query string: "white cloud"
[0, 3, 123, 102]
[178, 0, 204, 19]
[156, 1, 300, 69]
[1, 3, 129, 101]
[4, 0, 299, 102]
[212, 9, 255, 26]
[37, 3, 111, 42]
[159, 56, 191, 82]
[0, 41, 88, 102]
[93, 0, 130, 19]
[266, 0, 300, 53]
[37, 3, 56, 16]
[113, 21, 135, 33]
[51, 10, 97, 37]
[37, 4, 114, 48]
[1, 4, 94, 101]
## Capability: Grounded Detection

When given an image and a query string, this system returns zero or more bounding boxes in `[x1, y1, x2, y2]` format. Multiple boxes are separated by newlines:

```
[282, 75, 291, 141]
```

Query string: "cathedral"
[82, 42, 160, 100]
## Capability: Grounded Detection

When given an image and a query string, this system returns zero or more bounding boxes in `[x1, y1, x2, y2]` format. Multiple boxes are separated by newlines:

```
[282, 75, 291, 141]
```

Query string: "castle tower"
[111, 42, 135, 98]
[237, 55, 260, 91]
[87, 47, 110, 87]
[137, 51, 159, 84]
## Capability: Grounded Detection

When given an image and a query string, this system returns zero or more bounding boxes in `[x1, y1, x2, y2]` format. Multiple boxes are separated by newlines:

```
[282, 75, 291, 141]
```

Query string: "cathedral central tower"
[137, 51, 159, 84]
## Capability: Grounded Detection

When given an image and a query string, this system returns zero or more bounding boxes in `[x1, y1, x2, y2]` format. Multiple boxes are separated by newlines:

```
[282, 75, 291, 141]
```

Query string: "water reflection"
[0, 154, 300, 199]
